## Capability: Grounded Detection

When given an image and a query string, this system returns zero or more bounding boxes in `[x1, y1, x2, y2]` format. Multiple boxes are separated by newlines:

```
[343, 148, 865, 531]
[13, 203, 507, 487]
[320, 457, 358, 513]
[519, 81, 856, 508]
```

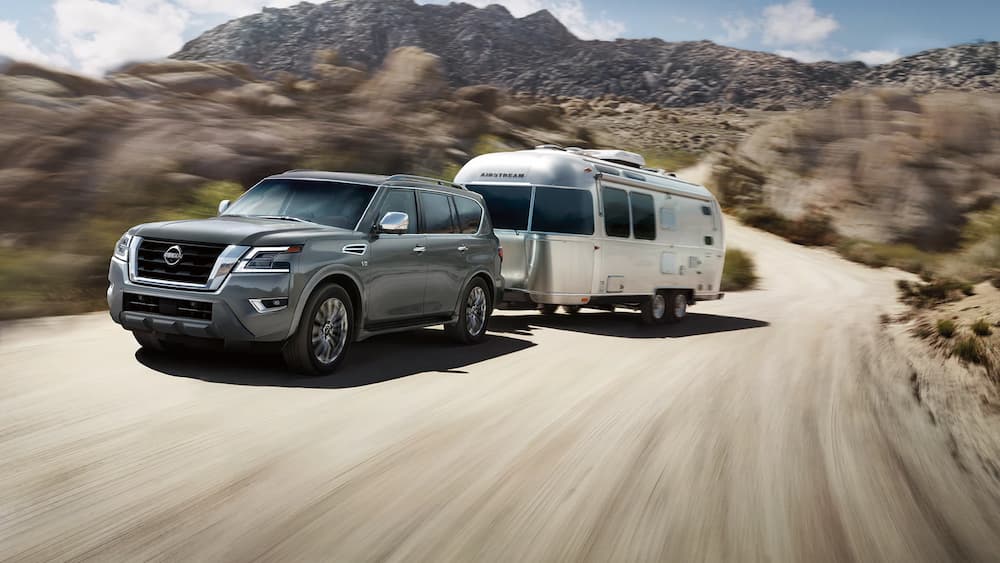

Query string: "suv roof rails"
[382, 174, 468, 191]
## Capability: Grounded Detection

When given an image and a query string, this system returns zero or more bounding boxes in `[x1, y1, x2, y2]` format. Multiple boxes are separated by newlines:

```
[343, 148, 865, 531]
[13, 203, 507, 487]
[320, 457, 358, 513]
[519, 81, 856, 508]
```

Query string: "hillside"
[0, 48, 591, 318]
[708, 89, 1000, 282]
[171, 0, 999, 109]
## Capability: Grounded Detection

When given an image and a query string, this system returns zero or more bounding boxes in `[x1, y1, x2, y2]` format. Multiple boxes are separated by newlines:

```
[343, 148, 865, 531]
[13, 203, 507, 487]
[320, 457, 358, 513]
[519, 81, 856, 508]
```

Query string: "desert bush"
[895, 277, 971, 308]
[937, 319, 957, 338]
[972, 318, 993, 337]
[837, 239, 939, 274]
[953, 337, 987, 365]
[721, 248, 759, 291]
[736, 205, 789, 234]
[736, 205, 837, 246]
[785, 211, 837, 246]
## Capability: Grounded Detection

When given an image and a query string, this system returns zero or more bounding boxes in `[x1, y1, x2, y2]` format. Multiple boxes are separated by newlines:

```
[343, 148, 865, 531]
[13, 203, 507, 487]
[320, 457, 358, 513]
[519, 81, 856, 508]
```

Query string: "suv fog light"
[249, 297, 289, 313]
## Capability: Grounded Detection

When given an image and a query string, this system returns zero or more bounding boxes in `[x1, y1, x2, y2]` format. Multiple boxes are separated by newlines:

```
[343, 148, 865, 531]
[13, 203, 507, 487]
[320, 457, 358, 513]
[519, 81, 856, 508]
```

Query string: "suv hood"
[133, 216, 354, 246]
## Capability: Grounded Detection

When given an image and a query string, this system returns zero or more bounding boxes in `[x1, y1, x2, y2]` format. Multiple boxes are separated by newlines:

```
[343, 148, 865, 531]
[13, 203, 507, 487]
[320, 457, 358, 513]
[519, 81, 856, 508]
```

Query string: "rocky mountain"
[171, 0, 998, 109]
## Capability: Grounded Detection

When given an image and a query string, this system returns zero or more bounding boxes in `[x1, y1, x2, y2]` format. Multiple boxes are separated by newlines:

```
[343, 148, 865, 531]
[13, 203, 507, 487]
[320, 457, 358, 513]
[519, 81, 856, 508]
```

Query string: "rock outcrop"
[708, 90, 1000, 250]
[171, 0, 999, 109]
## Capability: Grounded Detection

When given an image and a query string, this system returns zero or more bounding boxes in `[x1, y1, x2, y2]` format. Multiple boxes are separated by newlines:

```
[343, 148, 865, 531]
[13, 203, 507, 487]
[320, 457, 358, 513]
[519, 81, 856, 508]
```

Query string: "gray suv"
[107, 171, 503, 375]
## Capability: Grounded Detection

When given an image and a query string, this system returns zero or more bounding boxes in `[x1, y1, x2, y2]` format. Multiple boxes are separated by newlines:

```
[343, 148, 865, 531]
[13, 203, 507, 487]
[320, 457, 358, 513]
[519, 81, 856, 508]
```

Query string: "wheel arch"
[288, 268, 365, 340]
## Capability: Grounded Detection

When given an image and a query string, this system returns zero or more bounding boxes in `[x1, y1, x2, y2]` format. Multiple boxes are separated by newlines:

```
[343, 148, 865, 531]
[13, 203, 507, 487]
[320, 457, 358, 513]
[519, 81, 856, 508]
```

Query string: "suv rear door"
[365, 188, 427, 324]
[418, 191, 468, 316]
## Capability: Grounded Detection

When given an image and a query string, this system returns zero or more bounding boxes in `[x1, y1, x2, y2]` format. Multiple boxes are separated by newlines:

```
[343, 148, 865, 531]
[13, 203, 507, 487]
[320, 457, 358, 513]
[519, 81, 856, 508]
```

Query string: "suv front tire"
[283, 283, 355, 375]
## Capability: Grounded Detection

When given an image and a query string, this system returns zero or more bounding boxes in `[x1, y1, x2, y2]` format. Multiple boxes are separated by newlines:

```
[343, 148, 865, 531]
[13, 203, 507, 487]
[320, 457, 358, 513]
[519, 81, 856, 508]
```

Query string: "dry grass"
[953, 337, 987, 365]
[937, 319, 957, 338]
[972, 318, 994, 337]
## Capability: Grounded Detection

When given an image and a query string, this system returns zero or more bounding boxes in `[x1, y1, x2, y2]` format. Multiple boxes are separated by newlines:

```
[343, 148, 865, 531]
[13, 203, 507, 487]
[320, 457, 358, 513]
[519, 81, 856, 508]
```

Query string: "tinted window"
[377, 189, 417, 234]
[224, 179, 376, 229]
[467, 185, 530, 230]
[419, 191, 457, 234]
[630, 192, 656, 240]
[531, 187, 594, 235]
[454, 196, 482, 234]
[602, 187, 630, 238]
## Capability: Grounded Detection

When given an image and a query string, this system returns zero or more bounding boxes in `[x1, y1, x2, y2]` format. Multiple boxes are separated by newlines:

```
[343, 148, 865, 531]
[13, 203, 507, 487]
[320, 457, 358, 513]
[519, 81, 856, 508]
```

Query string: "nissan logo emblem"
[163, 245, 183, 266]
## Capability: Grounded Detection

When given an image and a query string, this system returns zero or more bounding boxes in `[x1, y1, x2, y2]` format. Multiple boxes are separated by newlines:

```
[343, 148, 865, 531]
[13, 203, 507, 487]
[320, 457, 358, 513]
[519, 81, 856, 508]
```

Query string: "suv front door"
[418, 191, 468, 316]
[365, 188, 427, 325]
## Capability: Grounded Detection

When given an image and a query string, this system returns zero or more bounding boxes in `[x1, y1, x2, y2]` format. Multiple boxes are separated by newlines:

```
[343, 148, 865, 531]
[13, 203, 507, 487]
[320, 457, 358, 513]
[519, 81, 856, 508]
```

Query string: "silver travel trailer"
[454, 146, 725, 323]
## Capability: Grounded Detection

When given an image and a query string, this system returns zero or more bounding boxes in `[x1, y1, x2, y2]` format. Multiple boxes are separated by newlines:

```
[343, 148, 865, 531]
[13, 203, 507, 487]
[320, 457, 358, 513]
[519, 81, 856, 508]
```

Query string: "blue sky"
[0, 0, 996, 75]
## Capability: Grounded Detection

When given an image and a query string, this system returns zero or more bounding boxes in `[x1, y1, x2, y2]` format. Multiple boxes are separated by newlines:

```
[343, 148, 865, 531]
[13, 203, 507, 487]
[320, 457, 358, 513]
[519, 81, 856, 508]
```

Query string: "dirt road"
[2, 221, 999, 561]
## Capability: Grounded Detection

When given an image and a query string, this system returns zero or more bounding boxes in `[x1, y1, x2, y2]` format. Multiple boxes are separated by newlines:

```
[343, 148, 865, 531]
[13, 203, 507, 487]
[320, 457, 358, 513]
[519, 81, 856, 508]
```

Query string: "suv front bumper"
[107, 258, 295, 343]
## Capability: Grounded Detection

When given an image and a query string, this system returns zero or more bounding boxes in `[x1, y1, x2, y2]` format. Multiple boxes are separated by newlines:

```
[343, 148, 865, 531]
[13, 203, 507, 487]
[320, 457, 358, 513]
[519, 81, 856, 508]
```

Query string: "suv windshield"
[224, 179, 377, 229]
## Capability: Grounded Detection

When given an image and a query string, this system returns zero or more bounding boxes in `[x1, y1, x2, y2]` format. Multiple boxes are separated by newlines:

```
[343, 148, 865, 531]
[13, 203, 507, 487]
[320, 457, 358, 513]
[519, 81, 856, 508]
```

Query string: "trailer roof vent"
[581, 149, 646, 169]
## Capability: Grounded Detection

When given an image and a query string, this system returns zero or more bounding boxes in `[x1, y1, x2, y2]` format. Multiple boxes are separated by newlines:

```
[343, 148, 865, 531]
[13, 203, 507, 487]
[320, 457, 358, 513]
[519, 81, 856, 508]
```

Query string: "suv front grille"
[136, 239, 226, 286]
[123, 293, 213, 320]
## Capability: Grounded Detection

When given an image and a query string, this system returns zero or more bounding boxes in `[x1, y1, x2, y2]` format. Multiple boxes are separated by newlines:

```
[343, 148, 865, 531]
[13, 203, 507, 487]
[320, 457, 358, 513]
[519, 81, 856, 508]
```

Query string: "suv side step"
[363, 314, 454, 333]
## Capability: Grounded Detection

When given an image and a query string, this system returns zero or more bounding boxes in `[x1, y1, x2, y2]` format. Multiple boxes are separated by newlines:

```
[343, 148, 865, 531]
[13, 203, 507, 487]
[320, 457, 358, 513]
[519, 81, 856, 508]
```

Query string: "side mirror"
[378, 211, 409, 234]
[218, 200, 231, 215]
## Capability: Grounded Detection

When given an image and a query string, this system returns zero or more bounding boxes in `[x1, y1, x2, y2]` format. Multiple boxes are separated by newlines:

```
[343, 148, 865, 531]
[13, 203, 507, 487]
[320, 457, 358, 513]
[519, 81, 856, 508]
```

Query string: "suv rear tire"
[445, 278, 492, 344]
[283, 283, 354, 376]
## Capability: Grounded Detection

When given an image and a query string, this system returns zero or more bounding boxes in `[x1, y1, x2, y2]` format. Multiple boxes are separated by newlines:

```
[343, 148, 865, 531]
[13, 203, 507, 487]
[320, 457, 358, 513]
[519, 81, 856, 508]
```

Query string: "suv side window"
[454, 196, 482, 234]
[419, 191, 457, 234]
[378, 189, 418, 234]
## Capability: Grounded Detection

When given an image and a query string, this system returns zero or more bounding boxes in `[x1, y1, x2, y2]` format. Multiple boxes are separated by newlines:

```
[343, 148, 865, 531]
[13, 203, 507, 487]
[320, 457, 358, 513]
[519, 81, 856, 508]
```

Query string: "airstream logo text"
[480, 172, 526, 179]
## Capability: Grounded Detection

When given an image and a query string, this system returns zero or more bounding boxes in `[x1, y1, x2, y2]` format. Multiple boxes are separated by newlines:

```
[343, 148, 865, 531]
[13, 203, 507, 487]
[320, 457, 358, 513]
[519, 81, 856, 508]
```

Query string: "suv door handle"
[457, 245, 468, 252]
[413, 245, 426, 254]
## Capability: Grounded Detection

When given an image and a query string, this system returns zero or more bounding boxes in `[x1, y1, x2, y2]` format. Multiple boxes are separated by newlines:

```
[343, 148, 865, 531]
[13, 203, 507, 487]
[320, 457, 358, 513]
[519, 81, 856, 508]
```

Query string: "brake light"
[498, 246, 504, 261]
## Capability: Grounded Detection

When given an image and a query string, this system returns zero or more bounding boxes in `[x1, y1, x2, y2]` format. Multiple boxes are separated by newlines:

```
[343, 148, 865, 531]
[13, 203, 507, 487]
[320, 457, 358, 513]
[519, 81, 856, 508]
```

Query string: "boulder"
[4, 62, 116, 97]
[146, 72, 244, 95]
[356, 47, 449, 104]
[455, 85, 502, 113]
[495, 104, 557, 128]
[313, 64, 366, 94]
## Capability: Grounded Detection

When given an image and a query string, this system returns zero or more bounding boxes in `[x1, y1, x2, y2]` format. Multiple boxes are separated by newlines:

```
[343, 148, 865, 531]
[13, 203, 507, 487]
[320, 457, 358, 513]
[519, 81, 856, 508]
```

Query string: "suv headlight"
[234, 245, 302, 273]
[113, 233, 133, 262]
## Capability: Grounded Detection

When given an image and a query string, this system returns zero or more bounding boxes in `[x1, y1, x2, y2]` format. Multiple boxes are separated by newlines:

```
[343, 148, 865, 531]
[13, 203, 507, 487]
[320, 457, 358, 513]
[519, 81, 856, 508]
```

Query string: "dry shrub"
[721, 248, 758, 291]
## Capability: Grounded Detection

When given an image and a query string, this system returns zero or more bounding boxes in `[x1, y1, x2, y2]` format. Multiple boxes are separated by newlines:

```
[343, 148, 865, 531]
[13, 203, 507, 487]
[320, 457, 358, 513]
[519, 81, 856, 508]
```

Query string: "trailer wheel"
[640, 293, 667, 325]
[538, 304, 559, 315]
[664, 291, 688, 323]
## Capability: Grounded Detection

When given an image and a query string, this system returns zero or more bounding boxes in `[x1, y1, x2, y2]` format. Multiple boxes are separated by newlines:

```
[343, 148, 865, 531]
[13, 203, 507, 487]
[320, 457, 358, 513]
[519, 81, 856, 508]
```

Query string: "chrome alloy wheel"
[466, 285, 488, 336]
[311, 297, 349, 364]
[673, 293, 687, 319]
[651, 293, 666, 320]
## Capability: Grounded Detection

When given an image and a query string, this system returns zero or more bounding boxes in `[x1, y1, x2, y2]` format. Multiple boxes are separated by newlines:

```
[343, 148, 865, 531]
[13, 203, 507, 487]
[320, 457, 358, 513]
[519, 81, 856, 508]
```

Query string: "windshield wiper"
[253, 215, 313, 224]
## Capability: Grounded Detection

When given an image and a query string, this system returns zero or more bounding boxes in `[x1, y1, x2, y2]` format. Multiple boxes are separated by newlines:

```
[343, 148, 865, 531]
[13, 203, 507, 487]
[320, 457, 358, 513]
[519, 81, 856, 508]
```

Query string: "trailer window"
[630, 192, 656, 240]
[531, 187, 594, 235]
[467, 185, 530, 230]
[602, 187, 630, 238]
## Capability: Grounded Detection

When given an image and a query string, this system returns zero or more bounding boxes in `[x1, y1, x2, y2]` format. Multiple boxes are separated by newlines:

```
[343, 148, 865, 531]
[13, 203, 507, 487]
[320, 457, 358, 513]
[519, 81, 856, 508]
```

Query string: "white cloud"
[54, 0, 190, 75]
[762, 0, 838, 45]
[719, 15, 756, 43]
[775, 48, 836, 62]
[175, 0, 300, 17]
[443, 0, 625, 40]
[849, 49, 901, 66]
[0, 19, 68, 67]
